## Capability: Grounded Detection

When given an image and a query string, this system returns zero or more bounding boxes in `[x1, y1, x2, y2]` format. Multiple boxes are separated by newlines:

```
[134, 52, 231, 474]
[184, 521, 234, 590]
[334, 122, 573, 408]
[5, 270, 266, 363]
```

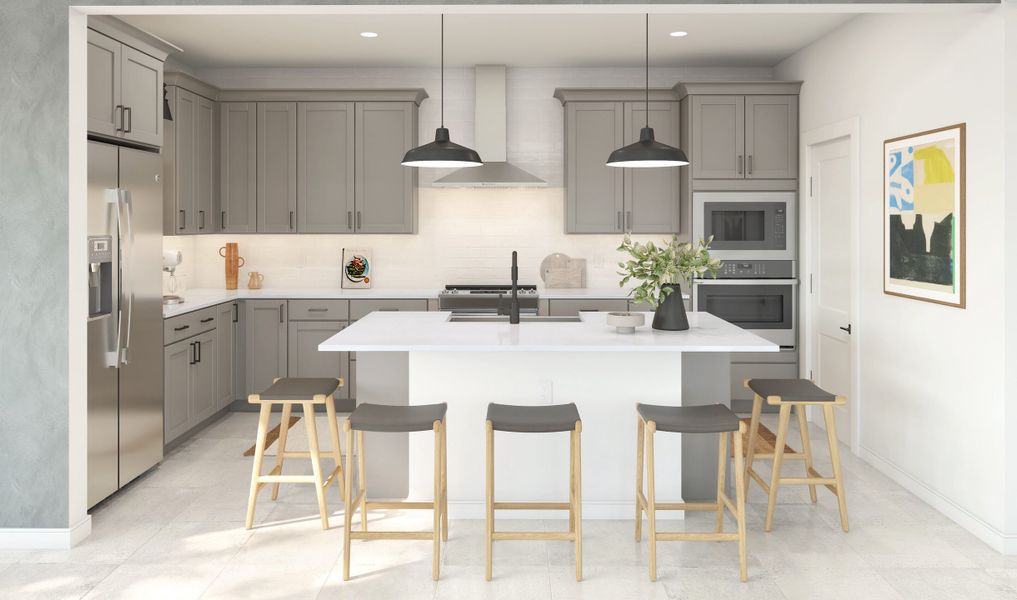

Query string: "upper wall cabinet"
[298, 102, 355, 233]
[355, 102, 418, 234]
[556, 89, 681, 234]
[220, 102, 258, 233]
[676, 82, 801, 182]
[164, 78, 218, 235]
[86, 28, 165, 148]
[257, 102, 299, 233]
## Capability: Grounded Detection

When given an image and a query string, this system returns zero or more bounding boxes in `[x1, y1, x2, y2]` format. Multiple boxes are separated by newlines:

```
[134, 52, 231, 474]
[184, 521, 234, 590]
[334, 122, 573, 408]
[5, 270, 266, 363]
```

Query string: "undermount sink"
[447, 314, 582, 323]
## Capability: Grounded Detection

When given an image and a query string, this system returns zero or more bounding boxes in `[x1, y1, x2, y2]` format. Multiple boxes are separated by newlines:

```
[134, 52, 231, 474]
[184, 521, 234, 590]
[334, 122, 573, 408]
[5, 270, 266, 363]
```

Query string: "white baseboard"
[0, 516, 92, 550]
[860, 446, 1016, 555]
[447, 501, 684, 521]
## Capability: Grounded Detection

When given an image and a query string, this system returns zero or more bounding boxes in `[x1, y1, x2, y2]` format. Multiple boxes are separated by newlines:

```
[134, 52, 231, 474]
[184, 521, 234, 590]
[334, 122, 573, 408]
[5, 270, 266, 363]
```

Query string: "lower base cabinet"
[245, 300, 288, 396]
[288, 320, 353, 411]
[164, 330, 217, 444]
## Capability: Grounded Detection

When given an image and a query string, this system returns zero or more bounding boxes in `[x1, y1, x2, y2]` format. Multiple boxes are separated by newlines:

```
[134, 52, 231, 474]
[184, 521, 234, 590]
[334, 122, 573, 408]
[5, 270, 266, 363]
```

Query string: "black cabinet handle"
[233, 302, 239, 323]
[196, 340, 201, 363]
[737, 155, 744, 175]
[199, 211, 205, 230]
[617, 211, 622, 230]
[289, 210, 295, 230]
[174, 325, 190, 332]
[179, 209, 185, 231]
[347, 211, 353, 230]
[625, 210, 632, 231]
[747, 155, 753, 175]
[221, 211, 226, 230]
[307, 308, 329, 312]
[839, 324, 852, 334]
[378, 308, 399, 312]
[356, 211, 362, 230]
[200, 317, 214, 324]
[189, 342, 197, 365]
[279, 304, 285, 323]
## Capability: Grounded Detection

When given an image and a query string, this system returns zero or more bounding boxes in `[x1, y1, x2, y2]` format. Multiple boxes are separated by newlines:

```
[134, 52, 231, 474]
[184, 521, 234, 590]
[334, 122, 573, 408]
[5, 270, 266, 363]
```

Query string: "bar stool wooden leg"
[485, 420, 494, 582]
[271, 403, 292, 501]
[569, 428, 576, 535]
[645, 421, 658, 582]
[357, 430, 368, 532]
[246, 402, 272, 529]
[716, 431, 729, 533]
[573, 421, 583, 582]
[745, 395, 763, 482]
[324, 396, 346, 503]
[795, 404, 817, 503]
[303, 402, 330, 530]
[432, 420, 442, 581]
[733, 422, 748, 582]
[441, 418, 448, 543]
[342, 419, 354, 581]
[764, 404, 792, 532]
[823, 405, 850, 532]
[634, 415, 645, 542]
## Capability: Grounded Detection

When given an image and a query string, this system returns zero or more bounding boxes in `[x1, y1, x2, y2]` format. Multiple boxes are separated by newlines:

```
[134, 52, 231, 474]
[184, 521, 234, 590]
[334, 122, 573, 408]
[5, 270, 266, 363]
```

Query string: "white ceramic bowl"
[606, 311, 645, 334]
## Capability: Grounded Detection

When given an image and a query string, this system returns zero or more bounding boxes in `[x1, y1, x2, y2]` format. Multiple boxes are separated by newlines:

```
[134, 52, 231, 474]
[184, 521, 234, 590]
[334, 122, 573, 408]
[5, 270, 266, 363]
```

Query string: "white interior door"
[809, 136, 852, 443]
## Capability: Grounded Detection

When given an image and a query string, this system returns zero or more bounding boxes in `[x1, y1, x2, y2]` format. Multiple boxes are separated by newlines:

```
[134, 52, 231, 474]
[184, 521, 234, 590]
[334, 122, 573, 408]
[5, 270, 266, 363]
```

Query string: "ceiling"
[119, 13, 856, 69]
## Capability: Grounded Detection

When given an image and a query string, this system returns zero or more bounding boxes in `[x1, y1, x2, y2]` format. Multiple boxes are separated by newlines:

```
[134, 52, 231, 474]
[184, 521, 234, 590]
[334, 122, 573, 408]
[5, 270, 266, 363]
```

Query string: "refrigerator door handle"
[103, 188, 123, 367]
[119, 189, 135, 365]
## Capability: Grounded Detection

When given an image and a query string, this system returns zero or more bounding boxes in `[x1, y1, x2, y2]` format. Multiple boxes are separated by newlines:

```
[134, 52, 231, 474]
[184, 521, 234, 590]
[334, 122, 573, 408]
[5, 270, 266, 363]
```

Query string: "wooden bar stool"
[485, 402, 582, 582]
[743, 378, 849, 532]
[635, 403, 748, 582]
[342, 402, 448, 582]
[246, 377, 346, 530]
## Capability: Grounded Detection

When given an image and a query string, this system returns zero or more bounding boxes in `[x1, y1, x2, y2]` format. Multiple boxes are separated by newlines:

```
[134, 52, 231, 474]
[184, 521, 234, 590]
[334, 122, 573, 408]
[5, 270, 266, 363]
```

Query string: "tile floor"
[3, 412, 1015, 600]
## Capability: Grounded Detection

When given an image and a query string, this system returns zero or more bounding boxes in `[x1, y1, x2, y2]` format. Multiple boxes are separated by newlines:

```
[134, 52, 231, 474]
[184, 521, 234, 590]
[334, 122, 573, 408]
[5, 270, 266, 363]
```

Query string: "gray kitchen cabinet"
[120, 45, 164, 147]
[245, 300, 288, 396]
[163, 338, 192, 444]
[287, 320, 352, 408]
[298, 102, 355, 233]
[624, 102, 681, 233]
[690, 95, 745, 180]
[164, 87, 216, 234]
[565, 102, 625, 234]
[548, 299, 629, 316]
[258, 103, 298, 233]
[216, 302, 238, 411]
[86, 29, 122, 139]
[744, 95, 798, 180]
[354, 102, 418, 233]
[190, 330, 217, 425]
[86, 28, 163, 147]
[220, 102, 258, 233]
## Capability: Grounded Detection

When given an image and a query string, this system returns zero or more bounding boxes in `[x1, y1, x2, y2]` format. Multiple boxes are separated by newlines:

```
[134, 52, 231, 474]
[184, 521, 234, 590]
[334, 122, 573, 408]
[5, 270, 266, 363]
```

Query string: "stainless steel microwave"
[693, 192, 796, 262]
[693, 279, 797, 348]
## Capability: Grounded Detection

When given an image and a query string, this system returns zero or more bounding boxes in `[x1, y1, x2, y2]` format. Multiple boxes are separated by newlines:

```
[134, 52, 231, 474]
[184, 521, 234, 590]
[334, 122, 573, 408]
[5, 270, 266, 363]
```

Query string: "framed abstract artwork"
[883, 123, 965, 308]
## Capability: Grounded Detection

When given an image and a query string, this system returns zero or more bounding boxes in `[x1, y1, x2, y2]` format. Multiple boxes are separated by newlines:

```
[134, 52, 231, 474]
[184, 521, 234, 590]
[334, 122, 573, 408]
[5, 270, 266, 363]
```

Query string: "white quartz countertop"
[162, 286, 674, 319]
[317, 311, 777, 353]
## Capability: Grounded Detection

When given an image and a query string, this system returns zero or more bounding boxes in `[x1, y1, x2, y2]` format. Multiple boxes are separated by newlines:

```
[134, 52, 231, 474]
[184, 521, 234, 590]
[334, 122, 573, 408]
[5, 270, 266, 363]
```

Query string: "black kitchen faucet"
[509, 251, 520, 324]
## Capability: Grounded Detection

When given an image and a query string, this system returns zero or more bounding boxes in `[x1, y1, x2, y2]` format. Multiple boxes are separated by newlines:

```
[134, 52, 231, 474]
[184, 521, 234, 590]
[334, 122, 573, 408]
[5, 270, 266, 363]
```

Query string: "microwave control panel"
[716, 260, 795, 279]
[774, 206, 786, 248]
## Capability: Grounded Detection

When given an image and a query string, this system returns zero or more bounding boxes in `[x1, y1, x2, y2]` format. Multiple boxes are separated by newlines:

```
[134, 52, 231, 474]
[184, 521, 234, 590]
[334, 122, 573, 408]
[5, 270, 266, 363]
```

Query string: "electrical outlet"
[539, 380, 554, 404]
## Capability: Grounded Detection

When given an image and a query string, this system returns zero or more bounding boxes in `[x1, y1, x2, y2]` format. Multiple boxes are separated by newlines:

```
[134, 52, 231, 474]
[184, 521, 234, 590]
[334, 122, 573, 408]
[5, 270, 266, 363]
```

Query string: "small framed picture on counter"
[342, 248, 372, 289]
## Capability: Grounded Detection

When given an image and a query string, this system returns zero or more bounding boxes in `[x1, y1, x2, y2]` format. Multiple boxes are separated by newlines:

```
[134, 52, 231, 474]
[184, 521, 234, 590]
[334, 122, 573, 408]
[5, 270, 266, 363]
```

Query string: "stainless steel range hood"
[433, 65, 546, 188]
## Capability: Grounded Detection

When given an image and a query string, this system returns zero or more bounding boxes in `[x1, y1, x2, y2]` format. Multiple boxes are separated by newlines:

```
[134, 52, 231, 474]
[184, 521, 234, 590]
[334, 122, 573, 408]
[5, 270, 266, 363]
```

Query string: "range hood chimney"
[433, 65, 546, 188]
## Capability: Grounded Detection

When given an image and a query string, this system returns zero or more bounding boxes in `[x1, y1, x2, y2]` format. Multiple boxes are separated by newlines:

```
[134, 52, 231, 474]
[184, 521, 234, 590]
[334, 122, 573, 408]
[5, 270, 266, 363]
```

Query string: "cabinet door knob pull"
[307, 308, 329, 312]
[190, 342, 197, 365]
[737, 155, 744, 175]
[196, 340, 201, 363]
[356, 211, 362, 230]
[233, 303, 239, 323]
[123, 107, 132, 133]
[347, 210, 353, 230]
[200, 317, 214, 324]
[289, 210, 295, 231]
[279, 305, 285, 323]
[179, 209, 186, 230]
[174, 325, 190, 332]
[114, 105, 124, 132]
[617, 211, 622, 231]
[199, 210, 205, 230]
[747, 155, 753, 175]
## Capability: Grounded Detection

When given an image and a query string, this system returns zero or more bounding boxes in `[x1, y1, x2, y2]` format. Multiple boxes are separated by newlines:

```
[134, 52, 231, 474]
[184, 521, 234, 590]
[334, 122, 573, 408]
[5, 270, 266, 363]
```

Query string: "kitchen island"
[319, 311, 777, 519]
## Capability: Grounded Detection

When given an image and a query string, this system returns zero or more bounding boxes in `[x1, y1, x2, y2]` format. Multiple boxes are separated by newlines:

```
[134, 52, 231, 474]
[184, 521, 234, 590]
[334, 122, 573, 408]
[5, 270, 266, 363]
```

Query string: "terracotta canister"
[247, 272, 264, 289]
[219, 243, 246, 290]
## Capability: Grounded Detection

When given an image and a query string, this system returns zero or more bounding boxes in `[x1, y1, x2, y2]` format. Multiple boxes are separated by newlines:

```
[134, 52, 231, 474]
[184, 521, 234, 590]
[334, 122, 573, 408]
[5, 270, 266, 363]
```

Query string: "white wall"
[1004, 0, 1017, 542]
[777, 11, 1012, 550]
[165, 65, 772, 291]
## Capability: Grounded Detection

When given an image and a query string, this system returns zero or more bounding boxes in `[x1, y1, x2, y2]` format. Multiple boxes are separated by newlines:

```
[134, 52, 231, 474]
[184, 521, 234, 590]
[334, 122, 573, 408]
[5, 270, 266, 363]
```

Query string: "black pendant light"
[402, 14, 482, 168]
[607, 14, 688, 168]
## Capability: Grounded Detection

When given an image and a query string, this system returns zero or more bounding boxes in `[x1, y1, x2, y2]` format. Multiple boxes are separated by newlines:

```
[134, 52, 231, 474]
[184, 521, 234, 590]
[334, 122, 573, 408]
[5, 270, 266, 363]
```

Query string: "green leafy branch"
[617, 235, 722, 308]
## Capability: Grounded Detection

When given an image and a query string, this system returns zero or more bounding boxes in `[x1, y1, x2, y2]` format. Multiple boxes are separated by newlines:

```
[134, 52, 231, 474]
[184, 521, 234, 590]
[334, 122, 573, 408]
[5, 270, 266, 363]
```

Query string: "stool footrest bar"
[367, 501, 434, 510]
[656, 532, 739, 542]
[494, 502, 571, 511]
[492, 531, 576, 541]
[350, 531, 433, 541]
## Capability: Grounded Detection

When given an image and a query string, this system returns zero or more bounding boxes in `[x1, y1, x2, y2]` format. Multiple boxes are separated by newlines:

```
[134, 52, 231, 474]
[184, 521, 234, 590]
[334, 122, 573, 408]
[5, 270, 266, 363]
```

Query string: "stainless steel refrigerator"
[87, 141, 164, 508]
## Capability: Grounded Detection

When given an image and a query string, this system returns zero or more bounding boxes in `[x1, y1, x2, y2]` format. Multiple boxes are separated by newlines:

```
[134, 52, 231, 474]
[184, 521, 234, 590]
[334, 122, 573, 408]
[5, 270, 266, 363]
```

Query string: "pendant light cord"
[645, 13, 649, 129]
[441, 14, 445, 128]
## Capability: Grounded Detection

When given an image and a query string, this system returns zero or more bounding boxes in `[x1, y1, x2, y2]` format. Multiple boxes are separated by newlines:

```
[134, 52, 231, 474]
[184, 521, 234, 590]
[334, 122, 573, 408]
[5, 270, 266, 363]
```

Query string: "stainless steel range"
[439, 284, 539, 315]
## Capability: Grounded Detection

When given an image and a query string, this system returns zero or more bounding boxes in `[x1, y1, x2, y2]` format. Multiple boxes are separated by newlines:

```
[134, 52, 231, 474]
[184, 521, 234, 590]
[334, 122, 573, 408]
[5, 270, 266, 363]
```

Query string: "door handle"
[839, 324, 852, 335]
[747, 155, 753, 175]
[123, 107, 132, 133]
[347, 210, 353, 230]
[179, 209, 186, 231]
[289, 210, 295, 230]
[119, 189, 134, 365]
[114, 105, 124, 132]
[199, 210, 205, 230]
[221, 211, 227, 230]
[737, 155, 744, 175]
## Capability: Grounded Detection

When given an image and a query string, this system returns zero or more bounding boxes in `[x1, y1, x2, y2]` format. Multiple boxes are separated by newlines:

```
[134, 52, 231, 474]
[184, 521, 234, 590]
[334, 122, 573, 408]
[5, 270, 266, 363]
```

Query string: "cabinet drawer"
[548, 299, 628, 316]
[289, 299, 349, 321]
[349, 299, 428, 320]
[163, 307, 218, 345]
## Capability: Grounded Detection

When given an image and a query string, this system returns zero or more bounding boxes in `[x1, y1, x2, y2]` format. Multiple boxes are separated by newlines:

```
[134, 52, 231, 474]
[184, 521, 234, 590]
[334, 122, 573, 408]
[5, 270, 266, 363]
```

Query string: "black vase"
[652, 283, 690, 331]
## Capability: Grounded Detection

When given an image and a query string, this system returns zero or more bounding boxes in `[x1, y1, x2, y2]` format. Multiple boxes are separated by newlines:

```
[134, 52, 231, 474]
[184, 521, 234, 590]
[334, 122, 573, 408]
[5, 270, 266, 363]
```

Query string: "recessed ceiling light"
[669, 31, 689, 38]
[360, 31, 379, 38]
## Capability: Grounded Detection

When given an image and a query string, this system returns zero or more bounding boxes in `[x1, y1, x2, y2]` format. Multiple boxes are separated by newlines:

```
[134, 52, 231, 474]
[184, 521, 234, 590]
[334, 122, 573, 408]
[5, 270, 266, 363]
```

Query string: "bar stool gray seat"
[342, 402, 448, 582]
[744, 378, 849, 533]
[635, 403, 747, 582]
[485, 403, 583, 582]
[246, 377, 346, 531]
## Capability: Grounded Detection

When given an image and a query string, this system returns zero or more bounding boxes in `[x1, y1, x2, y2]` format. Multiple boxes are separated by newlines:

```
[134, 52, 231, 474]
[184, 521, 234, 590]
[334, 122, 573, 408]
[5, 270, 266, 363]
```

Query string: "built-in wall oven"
[693, 279, 798, 348]
[693, 191, 796, 264]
